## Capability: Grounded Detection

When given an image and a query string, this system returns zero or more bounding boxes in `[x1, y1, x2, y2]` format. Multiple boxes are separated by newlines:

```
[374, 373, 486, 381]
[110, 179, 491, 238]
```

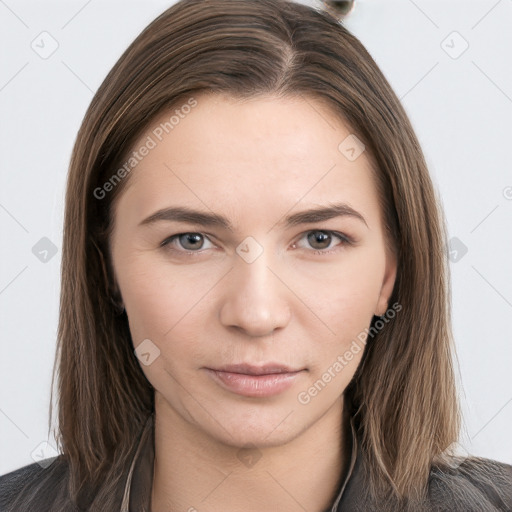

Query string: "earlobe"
[110, 292, 125, 314]
[109, 278, 125, 314]
[92, 236, 125, 314]
[374, 252, 398, 317]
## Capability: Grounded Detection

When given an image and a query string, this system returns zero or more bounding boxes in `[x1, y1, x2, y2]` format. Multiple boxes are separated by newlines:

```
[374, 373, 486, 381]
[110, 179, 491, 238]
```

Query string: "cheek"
[116, 252, 216, 364]
[119, 265, 207, 389]
[292, 252, 385, 389]
[293, 250, 385, 335]
[114, 248, 178, 341]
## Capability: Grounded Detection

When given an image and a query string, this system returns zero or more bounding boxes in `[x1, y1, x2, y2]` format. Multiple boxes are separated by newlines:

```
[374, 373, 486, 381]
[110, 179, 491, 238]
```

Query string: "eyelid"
[160, 232, 217, 250]
[292, 230, 353, 252]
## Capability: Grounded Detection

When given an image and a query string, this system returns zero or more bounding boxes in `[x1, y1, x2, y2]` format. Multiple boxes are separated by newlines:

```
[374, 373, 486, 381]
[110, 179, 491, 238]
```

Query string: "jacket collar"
[120, 408, 360, 512]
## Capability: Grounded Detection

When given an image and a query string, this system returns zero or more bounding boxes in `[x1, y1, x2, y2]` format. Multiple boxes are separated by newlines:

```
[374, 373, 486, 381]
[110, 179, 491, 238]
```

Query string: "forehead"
[115, 93, 381, 230]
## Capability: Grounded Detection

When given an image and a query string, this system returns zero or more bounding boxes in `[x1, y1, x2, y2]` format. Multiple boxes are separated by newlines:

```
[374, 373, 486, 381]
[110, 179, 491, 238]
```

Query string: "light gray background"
[1, 0, 511, 475]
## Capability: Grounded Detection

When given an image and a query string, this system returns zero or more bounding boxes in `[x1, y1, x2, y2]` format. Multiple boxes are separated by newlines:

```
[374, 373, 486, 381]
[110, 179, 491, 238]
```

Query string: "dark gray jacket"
[1, 413, 511, 511]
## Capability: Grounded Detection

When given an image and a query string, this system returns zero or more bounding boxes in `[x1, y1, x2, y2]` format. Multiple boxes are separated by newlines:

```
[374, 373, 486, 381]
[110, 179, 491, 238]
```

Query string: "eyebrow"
[138, 202, 368, 230]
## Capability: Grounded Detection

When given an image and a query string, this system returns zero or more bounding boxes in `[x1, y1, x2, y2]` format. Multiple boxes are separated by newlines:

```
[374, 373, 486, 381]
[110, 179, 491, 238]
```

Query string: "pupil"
[309, 231, 330, 249]
[181, 233, 202, 250]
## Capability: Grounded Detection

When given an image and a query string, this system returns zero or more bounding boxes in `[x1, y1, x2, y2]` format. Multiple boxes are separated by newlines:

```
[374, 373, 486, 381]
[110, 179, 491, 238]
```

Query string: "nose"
[218, 250, 291, 337]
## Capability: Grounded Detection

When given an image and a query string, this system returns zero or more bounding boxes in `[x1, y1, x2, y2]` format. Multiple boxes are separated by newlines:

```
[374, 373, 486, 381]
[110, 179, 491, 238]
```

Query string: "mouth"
[210, 363, 304, 376]
[204, 363, 306, 398]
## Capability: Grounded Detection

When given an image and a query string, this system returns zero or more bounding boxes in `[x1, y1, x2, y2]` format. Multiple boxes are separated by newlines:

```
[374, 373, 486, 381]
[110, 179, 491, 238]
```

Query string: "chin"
[199, 406, 307, 449]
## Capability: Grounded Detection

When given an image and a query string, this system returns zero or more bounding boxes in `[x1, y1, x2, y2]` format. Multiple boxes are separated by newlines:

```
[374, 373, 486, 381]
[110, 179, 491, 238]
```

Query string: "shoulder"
[0, 456, 73, 512]
[428, 455, 512, 511]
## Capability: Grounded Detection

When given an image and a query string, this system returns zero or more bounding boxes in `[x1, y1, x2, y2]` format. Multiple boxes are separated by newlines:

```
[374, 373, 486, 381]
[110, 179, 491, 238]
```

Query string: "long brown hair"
[44, 0, 462, 508]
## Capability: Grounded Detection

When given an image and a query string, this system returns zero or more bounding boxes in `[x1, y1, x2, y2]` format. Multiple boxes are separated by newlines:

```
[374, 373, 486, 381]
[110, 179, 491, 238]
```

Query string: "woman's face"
[110, 93, 397, 447]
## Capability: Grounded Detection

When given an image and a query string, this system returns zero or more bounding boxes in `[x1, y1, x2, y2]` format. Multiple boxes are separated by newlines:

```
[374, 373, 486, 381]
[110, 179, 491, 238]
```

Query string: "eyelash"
[160, 230, 353, 258]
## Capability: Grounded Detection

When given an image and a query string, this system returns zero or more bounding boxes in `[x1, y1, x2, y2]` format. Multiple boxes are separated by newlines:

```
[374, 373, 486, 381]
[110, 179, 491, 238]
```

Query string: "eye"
[160, 229, 353, 258]
[160, 232, 214, 253]
[292, 230, 352, 255]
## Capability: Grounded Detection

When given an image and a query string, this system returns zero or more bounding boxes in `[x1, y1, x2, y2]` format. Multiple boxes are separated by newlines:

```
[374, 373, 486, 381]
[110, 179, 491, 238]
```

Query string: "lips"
[211, 363, 302, 376]
[204, 363, 305, 397]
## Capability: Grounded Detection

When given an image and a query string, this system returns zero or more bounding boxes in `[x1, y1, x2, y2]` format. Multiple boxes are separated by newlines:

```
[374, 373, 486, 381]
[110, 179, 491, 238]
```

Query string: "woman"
[1, 0, 510, 510]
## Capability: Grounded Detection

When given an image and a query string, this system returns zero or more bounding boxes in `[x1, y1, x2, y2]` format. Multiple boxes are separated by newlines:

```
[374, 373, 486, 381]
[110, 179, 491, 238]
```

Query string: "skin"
[110, 92, 397, 512]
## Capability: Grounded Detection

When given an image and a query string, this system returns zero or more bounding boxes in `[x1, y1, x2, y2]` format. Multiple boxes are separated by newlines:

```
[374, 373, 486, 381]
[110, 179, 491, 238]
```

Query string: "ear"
[110, 281, 124, 308]
[374, 248, 397, 317]
[92, 236, 125, 310]
[108, 260, 124, 309]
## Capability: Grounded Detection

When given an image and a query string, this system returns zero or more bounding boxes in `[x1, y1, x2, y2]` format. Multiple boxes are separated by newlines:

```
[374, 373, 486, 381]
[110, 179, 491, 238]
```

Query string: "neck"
[150, 394, 348, 512]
